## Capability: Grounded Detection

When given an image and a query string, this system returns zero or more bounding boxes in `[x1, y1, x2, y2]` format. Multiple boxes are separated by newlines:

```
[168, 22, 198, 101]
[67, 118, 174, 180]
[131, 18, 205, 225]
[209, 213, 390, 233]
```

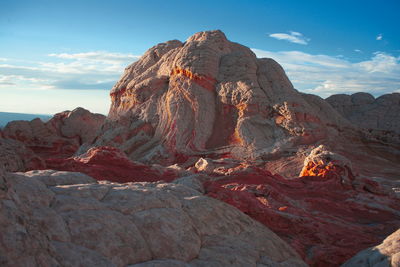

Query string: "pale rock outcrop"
[0, 170, 306, 267]
[2, 107, 105, 160]
[342, 228, 400, 267]
[49, 107, 106, 144]
[326, 92, 400, 134]
[91, 30, 349, 164]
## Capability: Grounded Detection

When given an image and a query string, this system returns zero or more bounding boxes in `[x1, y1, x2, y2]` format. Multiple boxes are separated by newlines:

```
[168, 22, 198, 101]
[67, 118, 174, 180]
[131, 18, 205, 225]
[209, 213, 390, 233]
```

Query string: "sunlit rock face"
[92, 30, 348, 164]
[299, 145, 355, 184]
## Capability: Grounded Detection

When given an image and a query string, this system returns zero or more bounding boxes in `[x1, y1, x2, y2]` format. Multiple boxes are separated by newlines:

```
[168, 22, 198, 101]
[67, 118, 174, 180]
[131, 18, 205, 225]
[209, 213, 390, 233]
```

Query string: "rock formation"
[342, 228, 400, 267]
[45, 146, 178, 183]
[326, 92, 400, 134]
[1, 30, 399, 267]
[0, 137, 44, 172]
[0, 169, 306, 267]
[1, 107, 105, 171]
[90, 30, 349, 165]
[200, 159, 399, 266]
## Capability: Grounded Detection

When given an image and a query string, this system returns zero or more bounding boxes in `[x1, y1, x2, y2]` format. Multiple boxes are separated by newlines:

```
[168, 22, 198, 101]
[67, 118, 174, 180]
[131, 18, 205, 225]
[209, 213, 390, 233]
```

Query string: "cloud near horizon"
[0, 51, 140, 91]
[252, 49, 400, 97]
[48, 51, 140, 64]
[269, 31, 310, 45]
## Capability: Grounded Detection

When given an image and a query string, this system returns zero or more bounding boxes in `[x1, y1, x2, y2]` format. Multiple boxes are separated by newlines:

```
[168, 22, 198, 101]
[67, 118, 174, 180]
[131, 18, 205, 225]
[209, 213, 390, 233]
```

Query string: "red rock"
[203, 164, 400, 266]
[45, 146, 177, 183]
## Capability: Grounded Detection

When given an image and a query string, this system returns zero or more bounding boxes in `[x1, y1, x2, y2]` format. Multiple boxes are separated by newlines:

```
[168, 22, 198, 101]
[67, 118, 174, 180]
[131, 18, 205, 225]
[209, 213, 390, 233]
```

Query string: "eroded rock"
[0, 170, 306, 267]
[2, 108, 105, 161]
[326, 92, 400, 134]
[89, 30, 348, 165]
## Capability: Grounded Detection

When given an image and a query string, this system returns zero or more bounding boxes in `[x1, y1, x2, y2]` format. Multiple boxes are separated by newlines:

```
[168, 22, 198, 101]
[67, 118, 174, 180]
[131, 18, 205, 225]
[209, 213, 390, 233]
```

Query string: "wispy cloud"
[269, 31, 310, 45]
[48, 51, 140, 64]
[376, 34, 383, 41]
[252, 48, 400, 97]
[0, 51, 140, 91]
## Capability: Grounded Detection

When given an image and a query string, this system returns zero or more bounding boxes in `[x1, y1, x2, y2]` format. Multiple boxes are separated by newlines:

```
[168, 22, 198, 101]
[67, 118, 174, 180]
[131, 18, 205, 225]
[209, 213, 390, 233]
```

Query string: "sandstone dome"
[91, 30, 348, 165]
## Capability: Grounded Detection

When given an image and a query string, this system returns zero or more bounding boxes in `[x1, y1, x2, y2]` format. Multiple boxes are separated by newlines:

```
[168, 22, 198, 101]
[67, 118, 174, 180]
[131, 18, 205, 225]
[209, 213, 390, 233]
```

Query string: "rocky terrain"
[0, 169, 306, 267]
[342, 229, 400, 266]
[326, 92, 400, 134]
[1, 30, 399, 267]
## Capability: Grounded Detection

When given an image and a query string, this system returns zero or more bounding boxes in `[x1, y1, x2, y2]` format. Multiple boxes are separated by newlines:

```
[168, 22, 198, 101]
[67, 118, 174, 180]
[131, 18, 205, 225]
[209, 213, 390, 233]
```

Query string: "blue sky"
[1, 0, 399, 114]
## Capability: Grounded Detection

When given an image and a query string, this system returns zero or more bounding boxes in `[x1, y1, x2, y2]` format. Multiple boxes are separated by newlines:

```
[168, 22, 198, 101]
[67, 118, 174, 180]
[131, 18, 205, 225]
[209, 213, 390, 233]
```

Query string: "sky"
[1, 0, 399, 115]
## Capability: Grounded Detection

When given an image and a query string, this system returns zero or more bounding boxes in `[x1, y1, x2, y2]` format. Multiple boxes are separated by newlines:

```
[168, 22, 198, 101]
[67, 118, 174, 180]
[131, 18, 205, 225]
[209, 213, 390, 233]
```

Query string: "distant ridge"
[0, 112, 52, 128]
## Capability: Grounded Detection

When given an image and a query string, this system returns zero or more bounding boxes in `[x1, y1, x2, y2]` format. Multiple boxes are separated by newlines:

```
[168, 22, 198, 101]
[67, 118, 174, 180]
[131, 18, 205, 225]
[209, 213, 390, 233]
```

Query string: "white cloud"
[376, 34, 383, 40]
[357, 52, 398, 73]
[354, 49, 362, 53]
[269, 31, 310, 45]
[0, 51, 140, 91]
[252, 48, 400, 98]
[48, 51, 140, 64]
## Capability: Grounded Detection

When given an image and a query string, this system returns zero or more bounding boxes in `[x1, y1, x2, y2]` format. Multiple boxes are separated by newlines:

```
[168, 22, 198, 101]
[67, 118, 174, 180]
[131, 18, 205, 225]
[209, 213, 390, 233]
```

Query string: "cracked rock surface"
[0, 169, 306, 267]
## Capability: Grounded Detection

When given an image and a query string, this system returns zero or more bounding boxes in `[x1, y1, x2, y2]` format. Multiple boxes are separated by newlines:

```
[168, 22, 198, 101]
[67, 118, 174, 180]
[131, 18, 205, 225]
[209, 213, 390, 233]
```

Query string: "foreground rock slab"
[0, 169, 306, 267]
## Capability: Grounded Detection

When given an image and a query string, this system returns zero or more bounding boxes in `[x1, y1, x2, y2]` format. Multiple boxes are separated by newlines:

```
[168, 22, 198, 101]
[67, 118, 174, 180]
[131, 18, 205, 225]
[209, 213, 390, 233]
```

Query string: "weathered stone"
[342, 228, 400, 267]
[326, 92, 400, 134]
[0, 137, 44, 172]
[0, 170, 306, 266]
[88, 30, 348, 165]
[2, 107, 105, 161]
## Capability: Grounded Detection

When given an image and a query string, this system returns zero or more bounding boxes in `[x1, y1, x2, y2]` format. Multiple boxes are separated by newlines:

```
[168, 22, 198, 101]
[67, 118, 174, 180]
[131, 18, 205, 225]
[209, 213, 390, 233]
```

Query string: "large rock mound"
[92, 30, 348, 164]
[0, 169, 306, 267]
